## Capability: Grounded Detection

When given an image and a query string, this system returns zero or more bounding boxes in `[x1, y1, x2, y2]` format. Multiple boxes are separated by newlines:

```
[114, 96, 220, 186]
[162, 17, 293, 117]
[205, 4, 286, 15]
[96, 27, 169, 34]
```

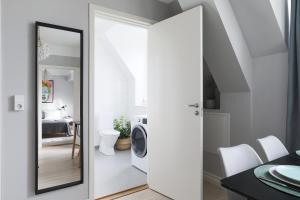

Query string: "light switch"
[14, 95, 24, 111]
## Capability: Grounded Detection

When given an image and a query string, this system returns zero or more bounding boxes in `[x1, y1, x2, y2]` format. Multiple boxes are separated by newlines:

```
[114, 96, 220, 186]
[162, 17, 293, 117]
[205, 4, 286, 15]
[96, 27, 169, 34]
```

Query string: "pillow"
[44, 110, 62, 120]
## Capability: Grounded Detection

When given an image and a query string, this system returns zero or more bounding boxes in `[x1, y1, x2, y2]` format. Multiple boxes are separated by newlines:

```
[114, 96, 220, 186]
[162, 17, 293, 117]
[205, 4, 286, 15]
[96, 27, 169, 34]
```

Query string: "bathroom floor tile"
[94, 148, 147, 198]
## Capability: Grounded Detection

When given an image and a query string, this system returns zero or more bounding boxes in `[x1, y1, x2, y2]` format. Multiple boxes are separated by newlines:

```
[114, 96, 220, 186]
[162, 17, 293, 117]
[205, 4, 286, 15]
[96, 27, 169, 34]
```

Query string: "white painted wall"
[94, 18, 148, 146]
[253, 52, 288, 152]
[41, 75, 75, 118]
[270, 0, 288, 43]
[203, 61, 220, 108]
[230, 0, 287, 57]
[221, 92, 253, 146]
[73, 67, 81, 122]
[177, 0, 253, 92]
[48, 44, 80, 57]
[215, 0, 253, 89]
[105, 24, 148, 107]
[202, 91, 254, 177]
[0, 0, 172, 199]
[94, 36, 131, 146]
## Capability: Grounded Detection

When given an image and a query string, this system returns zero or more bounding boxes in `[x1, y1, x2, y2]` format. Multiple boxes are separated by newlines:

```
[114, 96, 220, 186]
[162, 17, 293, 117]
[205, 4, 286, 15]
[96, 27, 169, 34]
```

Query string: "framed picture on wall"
[42, 80, 54, 103]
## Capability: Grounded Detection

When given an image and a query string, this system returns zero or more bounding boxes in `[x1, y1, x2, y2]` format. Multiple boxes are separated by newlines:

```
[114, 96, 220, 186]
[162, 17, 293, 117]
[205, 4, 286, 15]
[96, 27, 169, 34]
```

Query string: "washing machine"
[131, 115, 148, 174]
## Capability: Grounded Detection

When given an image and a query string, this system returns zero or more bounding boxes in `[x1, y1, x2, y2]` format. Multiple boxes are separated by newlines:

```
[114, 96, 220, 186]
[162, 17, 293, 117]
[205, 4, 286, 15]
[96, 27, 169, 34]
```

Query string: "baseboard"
[203, 171, 222, 188]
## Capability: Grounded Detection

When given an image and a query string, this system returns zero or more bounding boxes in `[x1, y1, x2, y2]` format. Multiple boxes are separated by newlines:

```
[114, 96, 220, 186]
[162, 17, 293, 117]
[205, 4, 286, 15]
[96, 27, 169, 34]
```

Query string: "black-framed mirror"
[35, 22, 83, 194]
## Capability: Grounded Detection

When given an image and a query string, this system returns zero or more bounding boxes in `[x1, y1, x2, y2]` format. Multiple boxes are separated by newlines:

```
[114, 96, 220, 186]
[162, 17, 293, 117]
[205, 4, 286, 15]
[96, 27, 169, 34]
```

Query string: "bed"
[42, 119, 71, 138]
[42, 110, 72, 138]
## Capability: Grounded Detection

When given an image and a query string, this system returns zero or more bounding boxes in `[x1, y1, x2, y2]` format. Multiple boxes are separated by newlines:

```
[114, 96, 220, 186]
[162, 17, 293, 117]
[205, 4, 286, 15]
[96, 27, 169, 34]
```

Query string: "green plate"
[254, 165, 300, 197]
[276, 165, 300, 183]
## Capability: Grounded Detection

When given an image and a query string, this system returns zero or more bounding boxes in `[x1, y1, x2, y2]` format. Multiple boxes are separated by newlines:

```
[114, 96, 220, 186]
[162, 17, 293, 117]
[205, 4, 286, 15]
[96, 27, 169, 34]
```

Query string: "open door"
[148, 6, 203, 200]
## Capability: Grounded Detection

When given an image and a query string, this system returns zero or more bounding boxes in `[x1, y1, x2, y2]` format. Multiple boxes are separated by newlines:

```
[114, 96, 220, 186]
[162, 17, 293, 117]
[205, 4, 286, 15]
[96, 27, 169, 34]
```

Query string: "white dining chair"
[257, 135, 289, 162]
[218, 144, 263, 200]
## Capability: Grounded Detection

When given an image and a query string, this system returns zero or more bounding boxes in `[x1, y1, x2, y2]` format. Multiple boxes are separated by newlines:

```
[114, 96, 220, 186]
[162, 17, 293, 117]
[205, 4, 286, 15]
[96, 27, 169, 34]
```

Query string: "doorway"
[89, 5, 204, 200]
[89, 5, 152, 199]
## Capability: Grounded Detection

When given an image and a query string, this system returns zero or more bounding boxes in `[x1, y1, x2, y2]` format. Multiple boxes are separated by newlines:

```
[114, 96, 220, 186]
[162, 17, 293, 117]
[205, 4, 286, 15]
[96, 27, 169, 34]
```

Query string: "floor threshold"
[96, 184, 148, 200]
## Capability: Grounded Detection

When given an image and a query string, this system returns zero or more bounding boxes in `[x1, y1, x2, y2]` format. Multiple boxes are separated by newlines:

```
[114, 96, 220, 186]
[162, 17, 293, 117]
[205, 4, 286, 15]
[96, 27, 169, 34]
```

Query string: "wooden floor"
[115, 189, 170, 200]
[38, 144, 81, 190]
[203, 180, 227, 200]
[112, 180, 227, 200]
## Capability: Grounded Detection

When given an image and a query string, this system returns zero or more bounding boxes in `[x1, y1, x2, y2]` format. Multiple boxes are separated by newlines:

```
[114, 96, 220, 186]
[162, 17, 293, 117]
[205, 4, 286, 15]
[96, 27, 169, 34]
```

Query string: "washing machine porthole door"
[131, 125, 147, 158]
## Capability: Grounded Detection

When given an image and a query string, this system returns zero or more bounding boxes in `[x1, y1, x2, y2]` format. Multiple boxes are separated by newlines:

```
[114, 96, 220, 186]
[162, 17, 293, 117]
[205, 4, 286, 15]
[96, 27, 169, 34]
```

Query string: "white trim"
[88, 4, 153, 199]
[88, 5, 95, 199]
[93, 5, 155, 28]
[0, 0, 2, 197]
[203, 171, 222, 188]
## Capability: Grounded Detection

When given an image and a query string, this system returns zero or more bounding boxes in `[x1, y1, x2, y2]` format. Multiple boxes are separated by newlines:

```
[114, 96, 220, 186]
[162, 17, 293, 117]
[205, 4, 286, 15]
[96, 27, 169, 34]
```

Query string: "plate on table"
[276, 165, 300, 183]
[269, 166, 300, 187]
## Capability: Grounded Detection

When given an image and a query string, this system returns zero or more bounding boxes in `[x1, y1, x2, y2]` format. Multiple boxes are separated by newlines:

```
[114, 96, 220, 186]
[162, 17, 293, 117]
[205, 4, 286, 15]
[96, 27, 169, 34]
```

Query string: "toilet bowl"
[98, 130, 120, 156]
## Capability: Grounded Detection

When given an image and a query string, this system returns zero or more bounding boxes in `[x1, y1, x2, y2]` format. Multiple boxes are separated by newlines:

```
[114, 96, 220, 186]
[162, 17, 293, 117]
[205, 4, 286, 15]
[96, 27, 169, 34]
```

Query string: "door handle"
[187, 103, 199, 108]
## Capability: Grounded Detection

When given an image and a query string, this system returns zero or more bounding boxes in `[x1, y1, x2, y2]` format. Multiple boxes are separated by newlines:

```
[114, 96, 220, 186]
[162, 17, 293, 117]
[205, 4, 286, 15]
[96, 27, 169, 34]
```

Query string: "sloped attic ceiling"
[177, 0, 287, 92]
[230, 0, 287, 57]
[177, 0, 252, 92]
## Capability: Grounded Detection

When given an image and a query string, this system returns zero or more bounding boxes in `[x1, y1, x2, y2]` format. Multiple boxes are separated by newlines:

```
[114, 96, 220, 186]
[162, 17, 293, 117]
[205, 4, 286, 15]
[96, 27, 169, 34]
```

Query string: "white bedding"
[42, 136, 73, 146]
[44, 110, 62, 120]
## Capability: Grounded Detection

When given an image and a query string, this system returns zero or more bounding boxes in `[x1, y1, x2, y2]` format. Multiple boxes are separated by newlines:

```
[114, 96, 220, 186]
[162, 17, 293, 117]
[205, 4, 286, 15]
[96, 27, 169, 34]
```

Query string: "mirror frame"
[35, 21, 83, 195]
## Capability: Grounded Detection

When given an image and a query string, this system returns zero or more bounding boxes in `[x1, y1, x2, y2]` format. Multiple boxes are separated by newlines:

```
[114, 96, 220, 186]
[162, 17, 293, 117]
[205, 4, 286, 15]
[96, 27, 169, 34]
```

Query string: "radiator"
[204, 111, 230, 154]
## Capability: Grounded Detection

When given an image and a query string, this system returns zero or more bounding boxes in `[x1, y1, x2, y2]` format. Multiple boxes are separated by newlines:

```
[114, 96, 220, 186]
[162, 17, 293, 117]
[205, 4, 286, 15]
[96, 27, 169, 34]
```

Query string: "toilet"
[98, 130, 120, 156]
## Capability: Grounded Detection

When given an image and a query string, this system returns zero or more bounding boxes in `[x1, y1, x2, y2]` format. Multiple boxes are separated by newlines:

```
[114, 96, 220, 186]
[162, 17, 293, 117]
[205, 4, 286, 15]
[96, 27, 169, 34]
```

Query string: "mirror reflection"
[36, 23, 82, 193]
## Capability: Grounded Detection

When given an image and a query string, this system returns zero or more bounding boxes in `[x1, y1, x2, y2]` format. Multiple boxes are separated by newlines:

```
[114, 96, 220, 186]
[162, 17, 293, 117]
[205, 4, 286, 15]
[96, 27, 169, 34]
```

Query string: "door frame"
[88, 4, 154, 199]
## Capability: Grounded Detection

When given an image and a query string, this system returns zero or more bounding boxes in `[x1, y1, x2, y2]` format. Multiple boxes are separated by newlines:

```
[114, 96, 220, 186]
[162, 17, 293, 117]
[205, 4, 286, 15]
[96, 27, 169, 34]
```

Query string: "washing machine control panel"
[138, 118, 147, 125]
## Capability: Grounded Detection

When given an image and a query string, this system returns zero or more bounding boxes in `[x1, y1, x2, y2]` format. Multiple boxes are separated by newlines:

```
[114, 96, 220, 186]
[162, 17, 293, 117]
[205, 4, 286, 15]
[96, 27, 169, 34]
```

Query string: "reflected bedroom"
[36, 23, 83, 194]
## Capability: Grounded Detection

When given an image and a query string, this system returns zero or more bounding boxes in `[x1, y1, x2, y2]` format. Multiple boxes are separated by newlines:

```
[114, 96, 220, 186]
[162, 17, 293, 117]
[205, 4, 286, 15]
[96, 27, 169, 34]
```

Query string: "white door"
[148, 6, 203, 200]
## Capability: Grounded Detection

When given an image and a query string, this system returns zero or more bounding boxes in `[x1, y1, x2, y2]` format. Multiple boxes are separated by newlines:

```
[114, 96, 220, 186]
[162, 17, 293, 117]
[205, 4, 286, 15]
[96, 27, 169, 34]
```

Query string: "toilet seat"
[100, 130, 120, 136]
[98, 130, 120, 156]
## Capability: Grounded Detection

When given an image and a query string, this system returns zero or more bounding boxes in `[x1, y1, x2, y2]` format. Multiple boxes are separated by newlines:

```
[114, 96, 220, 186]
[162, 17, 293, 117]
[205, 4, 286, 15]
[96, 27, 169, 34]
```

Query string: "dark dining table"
[221, 152, 300, 200]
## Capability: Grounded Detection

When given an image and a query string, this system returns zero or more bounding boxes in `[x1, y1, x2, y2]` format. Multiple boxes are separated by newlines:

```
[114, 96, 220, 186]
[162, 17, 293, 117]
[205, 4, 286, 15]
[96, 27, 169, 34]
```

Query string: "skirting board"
[203, 171, 222, 188]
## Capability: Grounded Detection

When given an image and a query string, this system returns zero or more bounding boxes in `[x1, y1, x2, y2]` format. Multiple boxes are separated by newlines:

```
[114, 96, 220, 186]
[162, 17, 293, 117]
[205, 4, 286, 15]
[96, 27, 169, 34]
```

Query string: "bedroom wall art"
[35, 22, 83, 194]
[42, 80, 54, 103]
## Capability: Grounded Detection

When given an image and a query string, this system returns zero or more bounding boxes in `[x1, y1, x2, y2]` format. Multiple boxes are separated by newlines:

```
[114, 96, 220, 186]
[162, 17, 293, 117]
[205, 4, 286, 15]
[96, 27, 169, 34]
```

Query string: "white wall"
[230, 0, 287, 57]
[94, 37, 131, 146]
[48, 44, 80, 57]
[253, 52, 288, 154]
[270, 0, 288, 43]
[73, 68, 81, 122]
[0, 0, 172, 200]
[211, 53, 288, 173]
[215, 0, 253, 89]
[41, 76, 75, 118]
[221, 92, 253, 146]
[106, 24, 148, 107]
[94, 18, 148, 146]
[178, 0, 252, 92]
[206, 42, 289, 178]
